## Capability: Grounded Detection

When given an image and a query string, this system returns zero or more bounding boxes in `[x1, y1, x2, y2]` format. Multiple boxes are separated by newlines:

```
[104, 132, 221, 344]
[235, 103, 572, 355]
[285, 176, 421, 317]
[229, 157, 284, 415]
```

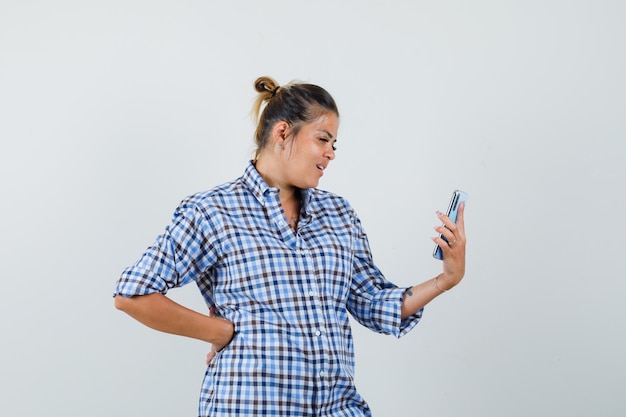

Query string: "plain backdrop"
[1, 1, 624, 416]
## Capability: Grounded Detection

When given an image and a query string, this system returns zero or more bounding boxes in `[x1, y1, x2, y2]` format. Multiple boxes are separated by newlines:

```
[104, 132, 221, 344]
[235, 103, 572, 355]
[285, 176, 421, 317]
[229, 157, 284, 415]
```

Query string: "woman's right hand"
[205, 307, 235, 365]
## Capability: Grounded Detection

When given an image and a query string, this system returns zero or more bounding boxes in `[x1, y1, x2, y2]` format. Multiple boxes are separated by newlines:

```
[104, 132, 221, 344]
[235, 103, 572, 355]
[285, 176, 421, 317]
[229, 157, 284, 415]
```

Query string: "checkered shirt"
[115, 162, 423, 417]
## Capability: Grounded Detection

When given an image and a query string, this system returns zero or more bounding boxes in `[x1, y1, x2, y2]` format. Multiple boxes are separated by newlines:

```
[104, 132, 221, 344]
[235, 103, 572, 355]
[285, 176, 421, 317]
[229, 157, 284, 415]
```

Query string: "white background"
[1, 1, 624, 416]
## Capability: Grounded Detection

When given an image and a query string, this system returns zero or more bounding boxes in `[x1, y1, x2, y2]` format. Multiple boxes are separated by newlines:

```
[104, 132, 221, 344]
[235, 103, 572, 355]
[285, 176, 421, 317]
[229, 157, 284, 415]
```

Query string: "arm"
[114, 293, 234, 350]
[401, 202, 467, 319]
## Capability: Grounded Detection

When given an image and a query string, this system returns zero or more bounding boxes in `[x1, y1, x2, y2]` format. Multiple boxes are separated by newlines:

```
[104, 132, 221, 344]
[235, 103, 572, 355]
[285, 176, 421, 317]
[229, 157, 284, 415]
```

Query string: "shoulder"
[310, 187, 345, 202]
[176, 176, 253, 218]
[308, 188, 357, 218]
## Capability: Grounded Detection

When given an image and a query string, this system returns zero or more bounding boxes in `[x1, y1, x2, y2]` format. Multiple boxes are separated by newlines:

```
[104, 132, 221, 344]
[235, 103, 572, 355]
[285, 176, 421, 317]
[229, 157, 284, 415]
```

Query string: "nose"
[325, 147, 335, 161]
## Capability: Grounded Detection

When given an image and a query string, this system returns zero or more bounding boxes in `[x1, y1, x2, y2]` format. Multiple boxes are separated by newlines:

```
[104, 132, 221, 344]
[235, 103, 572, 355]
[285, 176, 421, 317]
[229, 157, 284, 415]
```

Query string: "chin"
[300, 180, 319, 189]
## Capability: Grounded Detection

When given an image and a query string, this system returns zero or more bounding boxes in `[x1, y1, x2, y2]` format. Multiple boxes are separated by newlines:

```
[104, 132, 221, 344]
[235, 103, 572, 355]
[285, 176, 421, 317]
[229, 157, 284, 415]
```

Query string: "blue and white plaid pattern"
[115, 162, 423, 417]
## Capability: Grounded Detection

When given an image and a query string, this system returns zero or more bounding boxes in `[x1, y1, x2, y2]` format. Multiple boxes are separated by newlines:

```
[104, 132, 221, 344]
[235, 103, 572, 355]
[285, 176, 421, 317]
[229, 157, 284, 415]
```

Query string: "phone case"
[433, 190, 468, 260]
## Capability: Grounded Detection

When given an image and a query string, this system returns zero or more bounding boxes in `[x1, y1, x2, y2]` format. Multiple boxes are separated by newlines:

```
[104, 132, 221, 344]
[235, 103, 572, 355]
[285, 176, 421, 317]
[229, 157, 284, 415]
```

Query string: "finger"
[433, 226, 456, 246]
[456, 202, 466, 236]
[436, 211, 459, 233]
[432, 236, 454, 255]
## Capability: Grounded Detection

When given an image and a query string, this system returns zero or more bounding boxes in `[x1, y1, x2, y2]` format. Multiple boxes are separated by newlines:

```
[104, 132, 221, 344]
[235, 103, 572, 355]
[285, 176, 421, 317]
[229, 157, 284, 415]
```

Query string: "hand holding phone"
[433, 190, 468, 260]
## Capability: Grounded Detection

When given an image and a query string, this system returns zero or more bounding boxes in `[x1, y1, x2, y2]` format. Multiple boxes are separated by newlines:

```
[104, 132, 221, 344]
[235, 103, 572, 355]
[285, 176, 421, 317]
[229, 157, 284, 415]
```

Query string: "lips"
[316, 164, 327, 175]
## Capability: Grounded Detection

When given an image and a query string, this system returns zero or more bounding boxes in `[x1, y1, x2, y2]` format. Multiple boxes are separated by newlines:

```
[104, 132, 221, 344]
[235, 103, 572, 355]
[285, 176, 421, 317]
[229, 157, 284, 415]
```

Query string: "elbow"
[114, 294, 132, 312]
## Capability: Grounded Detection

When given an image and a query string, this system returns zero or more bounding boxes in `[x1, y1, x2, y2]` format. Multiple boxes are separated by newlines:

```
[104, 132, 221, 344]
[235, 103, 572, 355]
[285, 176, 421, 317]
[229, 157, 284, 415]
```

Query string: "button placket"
[297, 236, 331, 387]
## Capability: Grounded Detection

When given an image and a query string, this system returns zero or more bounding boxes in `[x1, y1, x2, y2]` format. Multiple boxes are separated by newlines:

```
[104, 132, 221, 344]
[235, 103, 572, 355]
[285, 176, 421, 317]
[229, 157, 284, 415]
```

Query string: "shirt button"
[314, 330, 321, 337]
[319, 371, 326, 378]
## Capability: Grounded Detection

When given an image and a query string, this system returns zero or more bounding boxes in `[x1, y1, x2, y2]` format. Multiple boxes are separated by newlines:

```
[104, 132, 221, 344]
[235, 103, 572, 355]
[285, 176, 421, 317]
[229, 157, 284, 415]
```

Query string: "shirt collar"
[242, 161, 271, 206]
[242, 161, 313, 216]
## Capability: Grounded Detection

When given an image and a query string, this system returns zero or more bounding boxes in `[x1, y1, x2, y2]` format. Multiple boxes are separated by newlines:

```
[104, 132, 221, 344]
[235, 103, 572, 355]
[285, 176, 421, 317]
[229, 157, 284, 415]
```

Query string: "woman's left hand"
[432, 202, 467, 290]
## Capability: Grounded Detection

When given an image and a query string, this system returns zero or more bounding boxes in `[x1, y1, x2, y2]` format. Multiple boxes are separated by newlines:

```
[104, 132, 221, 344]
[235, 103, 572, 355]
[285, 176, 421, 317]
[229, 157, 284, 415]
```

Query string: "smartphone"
[433, 189, 468, 260]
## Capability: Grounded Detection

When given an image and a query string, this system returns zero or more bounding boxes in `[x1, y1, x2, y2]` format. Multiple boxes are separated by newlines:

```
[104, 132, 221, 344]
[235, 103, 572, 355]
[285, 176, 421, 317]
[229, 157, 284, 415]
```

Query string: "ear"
[271, 121, 289, 146]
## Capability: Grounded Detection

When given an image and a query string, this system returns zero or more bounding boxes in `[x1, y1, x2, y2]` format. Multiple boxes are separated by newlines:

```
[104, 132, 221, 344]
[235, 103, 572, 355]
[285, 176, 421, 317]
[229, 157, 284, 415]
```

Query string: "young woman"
[114, 76, 467, 417]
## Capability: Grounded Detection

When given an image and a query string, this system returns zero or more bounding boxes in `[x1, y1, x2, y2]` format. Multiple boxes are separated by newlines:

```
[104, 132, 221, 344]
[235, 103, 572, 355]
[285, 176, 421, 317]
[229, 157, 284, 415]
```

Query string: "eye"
[319, 137, 337, 151]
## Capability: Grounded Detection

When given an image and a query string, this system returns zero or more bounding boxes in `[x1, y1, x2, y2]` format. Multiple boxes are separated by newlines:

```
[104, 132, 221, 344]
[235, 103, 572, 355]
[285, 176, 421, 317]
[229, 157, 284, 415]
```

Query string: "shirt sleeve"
[113, 202, 219, 298]
[346, 210, 423, 338]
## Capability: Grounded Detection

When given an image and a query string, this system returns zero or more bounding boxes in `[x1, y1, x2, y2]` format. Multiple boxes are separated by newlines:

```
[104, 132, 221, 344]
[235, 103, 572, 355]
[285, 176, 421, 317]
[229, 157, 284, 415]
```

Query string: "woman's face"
[282, 112, 339, 189]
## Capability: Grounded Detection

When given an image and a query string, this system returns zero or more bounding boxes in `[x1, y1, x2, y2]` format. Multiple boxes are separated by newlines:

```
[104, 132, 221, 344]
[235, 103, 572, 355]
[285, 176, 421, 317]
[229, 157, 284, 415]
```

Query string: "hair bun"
[254, 76, 279, 96]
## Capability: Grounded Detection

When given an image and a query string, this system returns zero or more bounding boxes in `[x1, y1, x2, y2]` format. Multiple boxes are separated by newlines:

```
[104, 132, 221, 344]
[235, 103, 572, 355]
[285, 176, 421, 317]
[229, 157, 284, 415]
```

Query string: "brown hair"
[251, 76, 339, 161]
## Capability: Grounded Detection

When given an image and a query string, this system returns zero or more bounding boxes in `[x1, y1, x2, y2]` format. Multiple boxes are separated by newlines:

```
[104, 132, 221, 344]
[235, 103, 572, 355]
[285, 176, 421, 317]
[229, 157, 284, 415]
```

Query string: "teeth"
[317, 165, 324, 170]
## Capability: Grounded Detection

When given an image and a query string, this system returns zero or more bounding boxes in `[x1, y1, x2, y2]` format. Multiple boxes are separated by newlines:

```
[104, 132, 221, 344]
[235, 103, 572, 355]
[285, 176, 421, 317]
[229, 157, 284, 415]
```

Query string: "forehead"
[307, 113, 339, 136]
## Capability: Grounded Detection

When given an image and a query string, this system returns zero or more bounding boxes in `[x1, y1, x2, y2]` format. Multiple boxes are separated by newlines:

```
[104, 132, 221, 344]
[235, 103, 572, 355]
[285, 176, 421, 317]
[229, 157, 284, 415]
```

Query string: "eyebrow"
[318, 130, 335, 140]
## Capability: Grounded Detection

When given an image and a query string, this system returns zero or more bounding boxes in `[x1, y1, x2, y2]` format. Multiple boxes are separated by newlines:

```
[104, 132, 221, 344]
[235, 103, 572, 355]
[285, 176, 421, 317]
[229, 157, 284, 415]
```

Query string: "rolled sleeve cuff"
[371, 287, 423, 338]
[112, 267, 170, 298]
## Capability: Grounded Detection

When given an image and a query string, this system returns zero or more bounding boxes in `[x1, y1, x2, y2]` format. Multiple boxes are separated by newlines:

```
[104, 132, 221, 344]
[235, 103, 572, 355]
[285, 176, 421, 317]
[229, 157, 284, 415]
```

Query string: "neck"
[280, 187, 301, 205]
[254, 155, 298, 201]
